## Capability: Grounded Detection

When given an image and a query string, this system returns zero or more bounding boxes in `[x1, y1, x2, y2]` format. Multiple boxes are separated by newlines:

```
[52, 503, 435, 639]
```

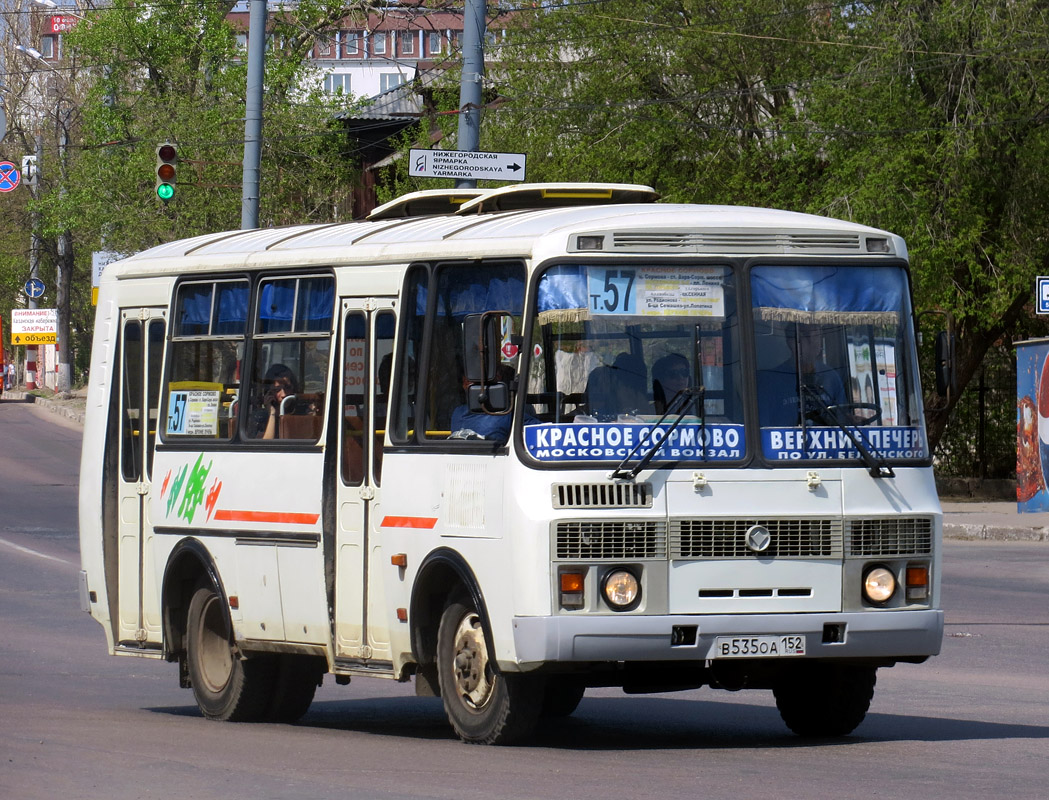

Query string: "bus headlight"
[863, 566, 897, 605]
[602, 569, 640, 610]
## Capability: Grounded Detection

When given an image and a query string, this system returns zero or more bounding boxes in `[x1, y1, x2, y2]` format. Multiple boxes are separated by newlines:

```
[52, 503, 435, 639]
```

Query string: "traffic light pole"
[241, 0, 266, 230]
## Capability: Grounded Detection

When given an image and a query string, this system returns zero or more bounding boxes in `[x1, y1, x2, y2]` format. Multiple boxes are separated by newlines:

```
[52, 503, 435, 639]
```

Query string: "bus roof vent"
[552, 482, 653, 509]
[608, 230, 863, 254]
[457, 183, 659, 214]
[367, 188, 490, 220]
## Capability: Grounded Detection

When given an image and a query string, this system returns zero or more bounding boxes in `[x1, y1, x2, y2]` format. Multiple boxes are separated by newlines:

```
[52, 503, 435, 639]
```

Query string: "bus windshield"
[523, 262, 928, 467]
[524, 263, 745, 464]
[752, 264, 927, 463]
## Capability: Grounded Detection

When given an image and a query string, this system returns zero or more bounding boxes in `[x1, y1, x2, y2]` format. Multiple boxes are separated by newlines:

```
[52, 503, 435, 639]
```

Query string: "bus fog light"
[602, 569, 640, 610]
[863, 566, 896, 605]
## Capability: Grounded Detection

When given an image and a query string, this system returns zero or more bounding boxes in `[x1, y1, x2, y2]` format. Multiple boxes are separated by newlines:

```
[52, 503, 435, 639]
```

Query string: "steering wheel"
[823, 402, 882, 426]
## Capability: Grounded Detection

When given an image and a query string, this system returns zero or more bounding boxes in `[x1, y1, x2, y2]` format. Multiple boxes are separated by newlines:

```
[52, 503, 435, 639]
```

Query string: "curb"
[3, 390, 87, 426]
[942, 523, 1049, 543]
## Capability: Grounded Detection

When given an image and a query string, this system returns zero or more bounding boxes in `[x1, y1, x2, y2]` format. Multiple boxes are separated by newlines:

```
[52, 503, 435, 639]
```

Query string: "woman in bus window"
[258, 363, 298, 439]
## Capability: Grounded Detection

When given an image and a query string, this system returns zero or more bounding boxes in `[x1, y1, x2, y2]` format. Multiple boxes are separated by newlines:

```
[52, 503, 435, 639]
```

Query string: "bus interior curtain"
[751, 266, 902, 325]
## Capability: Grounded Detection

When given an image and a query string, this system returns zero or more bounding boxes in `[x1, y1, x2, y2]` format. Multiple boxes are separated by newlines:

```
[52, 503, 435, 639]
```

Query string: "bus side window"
[373, 310, 396, 484]
[342, 311, 367, 485]
[249, 275, 334, 442]
[164, 280, 247, 442]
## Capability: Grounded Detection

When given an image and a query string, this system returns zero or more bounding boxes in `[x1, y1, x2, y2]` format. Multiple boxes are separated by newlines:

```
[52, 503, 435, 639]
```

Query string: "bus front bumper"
[511, 609, 943, 666]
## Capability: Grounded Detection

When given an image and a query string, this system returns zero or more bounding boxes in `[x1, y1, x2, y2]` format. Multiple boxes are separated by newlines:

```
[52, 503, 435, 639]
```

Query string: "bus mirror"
[467, 381, 511, 414]
[463, 312, 503, 383]
[934, 330, 954, 397]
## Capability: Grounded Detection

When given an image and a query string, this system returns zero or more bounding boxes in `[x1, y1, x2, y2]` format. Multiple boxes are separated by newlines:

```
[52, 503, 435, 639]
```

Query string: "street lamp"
[14, 42, 75, 395]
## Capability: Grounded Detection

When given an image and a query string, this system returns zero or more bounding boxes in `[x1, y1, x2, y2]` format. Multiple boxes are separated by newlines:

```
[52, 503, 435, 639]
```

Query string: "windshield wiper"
[610, 387, 704, 481]
[800, 385, 895, 479]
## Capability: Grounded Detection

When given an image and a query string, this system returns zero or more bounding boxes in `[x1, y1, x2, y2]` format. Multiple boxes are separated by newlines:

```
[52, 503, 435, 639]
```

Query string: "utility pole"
[26, 133, 43, 391]
[241, 0, 266, 230]
[455, 0, 487, 189]
[56, 104, 73, 396]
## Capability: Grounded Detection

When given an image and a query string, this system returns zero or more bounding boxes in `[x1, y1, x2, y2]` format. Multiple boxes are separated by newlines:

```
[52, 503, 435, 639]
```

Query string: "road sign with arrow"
[409, 148, 527, 183]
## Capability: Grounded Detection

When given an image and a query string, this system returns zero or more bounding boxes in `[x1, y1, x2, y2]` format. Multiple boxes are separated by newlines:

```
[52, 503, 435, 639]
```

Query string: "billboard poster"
[1016, 338, 1049, 511]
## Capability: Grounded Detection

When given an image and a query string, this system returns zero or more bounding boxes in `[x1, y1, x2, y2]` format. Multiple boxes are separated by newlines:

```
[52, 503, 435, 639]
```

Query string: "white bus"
[79, 183, 944, 744]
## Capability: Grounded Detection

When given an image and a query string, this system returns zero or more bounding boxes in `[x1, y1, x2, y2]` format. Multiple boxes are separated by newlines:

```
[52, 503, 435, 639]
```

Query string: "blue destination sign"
[762, 426, 926, 461]
[524, 423, 745, 462]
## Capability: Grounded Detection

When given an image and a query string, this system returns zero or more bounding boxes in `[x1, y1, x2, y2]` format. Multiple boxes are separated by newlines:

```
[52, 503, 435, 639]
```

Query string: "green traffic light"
[157, 183, 174, 201]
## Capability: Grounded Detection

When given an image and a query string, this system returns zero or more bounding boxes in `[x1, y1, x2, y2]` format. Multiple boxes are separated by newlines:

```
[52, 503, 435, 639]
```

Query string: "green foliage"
[59, 1, 365, 254]
[482, 0, 1049, 461]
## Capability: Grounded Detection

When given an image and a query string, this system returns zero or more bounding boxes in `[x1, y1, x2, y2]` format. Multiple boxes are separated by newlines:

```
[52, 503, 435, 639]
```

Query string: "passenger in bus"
[450, 365, 537, 442]
[258, 363, 298, 439]
[758, 322, 846, 427]
[584, 353, 649, 420]
[652, 353, 691, 414]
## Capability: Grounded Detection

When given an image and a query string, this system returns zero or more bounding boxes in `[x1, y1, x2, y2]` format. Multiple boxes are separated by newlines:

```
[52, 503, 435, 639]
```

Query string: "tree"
[481, 0, 1049, 452]
[0, 2, 383, 389]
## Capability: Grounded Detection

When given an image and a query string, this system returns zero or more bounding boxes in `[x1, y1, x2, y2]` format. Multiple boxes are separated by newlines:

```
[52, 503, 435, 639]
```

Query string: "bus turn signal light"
[906, 565, 929, 601]
[560, 571, 585, 609]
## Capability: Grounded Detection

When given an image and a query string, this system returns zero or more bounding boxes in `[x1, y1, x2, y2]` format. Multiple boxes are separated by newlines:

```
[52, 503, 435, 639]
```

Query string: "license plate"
[714, 634, 806, 658]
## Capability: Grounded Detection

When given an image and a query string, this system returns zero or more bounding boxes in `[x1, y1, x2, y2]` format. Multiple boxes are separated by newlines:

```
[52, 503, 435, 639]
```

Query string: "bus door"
[334, 300, 396, 664]
[116, 309, 166, 647]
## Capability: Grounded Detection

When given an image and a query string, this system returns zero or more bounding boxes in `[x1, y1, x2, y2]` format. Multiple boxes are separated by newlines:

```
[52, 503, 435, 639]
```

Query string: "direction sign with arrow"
[24, 278, 45, 299]
[409, 149, 527, 183]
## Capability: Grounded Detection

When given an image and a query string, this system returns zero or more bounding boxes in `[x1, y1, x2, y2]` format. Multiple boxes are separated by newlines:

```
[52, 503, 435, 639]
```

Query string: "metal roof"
[107, 186, 902, 279]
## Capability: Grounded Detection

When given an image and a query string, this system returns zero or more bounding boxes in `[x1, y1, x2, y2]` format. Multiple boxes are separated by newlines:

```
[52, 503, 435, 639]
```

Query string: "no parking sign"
[0, 161, 20, 192]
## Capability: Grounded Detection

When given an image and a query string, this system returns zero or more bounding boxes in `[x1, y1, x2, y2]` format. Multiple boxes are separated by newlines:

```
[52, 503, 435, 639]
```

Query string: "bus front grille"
[555, 520, 666, 560]
[670, 518, 844, 559]
[846, 517, 933, 556]
[552, 482, 653, 509]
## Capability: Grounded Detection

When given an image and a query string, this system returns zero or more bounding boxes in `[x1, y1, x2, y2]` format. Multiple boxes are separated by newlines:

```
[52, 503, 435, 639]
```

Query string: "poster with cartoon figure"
[1015, 339, 1049, 511]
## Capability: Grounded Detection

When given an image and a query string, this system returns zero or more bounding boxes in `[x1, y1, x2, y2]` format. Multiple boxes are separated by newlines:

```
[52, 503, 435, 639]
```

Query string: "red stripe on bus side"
[212, 509, 320, 525]
[380, 516, 438, 529]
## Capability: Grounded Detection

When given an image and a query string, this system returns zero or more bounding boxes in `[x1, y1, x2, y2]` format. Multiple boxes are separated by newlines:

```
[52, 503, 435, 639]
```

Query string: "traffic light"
[155, 142, 177, 201]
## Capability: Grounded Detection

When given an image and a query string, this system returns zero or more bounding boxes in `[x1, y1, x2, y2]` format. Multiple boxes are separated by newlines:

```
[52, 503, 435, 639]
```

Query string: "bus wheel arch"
[409, 548, 494, 688]
[161, 538, 226, 664]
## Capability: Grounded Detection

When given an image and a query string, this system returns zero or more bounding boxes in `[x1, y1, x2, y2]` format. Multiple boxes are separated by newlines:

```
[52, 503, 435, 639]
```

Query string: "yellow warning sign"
[12, 332, 56, 345]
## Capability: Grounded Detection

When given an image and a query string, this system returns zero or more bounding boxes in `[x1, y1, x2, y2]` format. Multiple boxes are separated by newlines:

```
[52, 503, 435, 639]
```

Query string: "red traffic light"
[157, 143, 177, 162]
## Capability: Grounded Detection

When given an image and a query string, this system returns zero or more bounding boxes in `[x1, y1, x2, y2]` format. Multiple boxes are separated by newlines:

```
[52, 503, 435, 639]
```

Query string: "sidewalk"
[2, 387, 87, 426]
[3, 387, 1046, 542]
[939, 500, 1049, 542]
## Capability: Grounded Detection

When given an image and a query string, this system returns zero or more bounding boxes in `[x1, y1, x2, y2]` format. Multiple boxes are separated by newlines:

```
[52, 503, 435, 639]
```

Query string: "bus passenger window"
[248, 275, 333, 442]
[164, 279, 247, 441]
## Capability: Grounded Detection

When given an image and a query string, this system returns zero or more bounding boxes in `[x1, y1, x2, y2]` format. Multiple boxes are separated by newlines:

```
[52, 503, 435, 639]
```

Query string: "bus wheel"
[186, 580, 274, 721]
[266, 655, 324, 723]
[437, 596, 543, 745]
[773, 664, 877, 737]
[542, 677, 585, 718]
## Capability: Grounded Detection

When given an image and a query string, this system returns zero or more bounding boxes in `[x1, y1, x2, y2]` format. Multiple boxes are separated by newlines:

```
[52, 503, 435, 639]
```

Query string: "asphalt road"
[1, 399, 1047, 800]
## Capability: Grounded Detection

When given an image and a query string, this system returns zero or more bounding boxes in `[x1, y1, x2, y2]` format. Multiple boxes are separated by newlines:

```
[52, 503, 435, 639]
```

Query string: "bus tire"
[266, 655, 324, 723]
[437, 596, 543, 745]
[186, 580, 274, 722]
[541, 677, 585, 718]
[773, 664, 877, 737]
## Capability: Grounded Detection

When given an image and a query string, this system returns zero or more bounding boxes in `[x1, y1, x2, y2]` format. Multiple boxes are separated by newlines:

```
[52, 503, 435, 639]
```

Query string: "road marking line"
[0, 537, 76, 565]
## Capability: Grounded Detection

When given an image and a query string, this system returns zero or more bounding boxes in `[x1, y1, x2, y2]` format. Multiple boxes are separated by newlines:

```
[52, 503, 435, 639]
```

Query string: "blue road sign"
[24, 278, 45, 299]
[0, 160, 20, 192]
[1038, 277, 1049, 315]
